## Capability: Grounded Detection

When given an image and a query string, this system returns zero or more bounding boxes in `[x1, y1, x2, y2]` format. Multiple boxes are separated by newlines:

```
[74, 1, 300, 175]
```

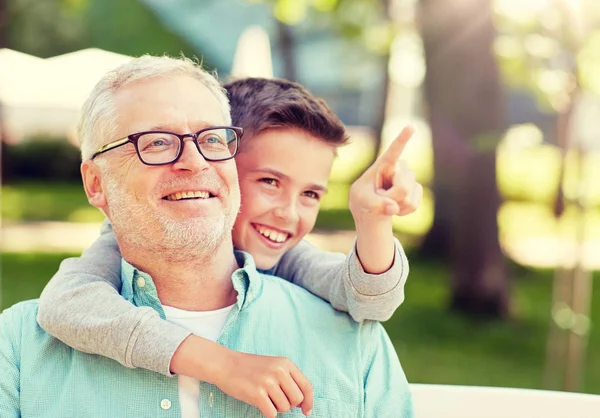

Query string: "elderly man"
[0, 55, 413, 417]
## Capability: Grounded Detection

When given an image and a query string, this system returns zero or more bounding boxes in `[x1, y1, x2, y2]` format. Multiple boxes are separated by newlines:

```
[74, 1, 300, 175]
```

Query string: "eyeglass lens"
[137, 128, 238, 164]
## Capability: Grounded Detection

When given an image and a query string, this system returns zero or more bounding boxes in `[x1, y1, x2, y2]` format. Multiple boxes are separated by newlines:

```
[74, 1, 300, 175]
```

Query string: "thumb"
[383, 200, 400, 216]
[368, 195, 399, 216]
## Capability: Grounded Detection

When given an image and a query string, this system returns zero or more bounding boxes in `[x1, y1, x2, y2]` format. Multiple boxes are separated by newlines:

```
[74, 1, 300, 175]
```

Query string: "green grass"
[2, 182, 104, 223]
[2, 251, 599, 394]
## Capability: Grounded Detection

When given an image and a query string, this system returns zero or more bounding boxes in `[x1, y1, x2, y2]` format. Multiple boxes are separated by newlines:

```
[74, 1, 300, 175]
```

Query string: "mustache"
[156, 176, 225, 196]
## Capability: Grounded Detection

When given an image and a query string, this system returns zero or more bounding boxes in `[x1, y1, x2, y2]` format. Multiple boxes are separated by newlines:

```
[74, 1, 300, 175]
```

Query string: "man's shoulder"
[1, 299, 40, 320]
[258, 273, 379, 331]
[260, 272, 333, 307]
[0, 299, 41, 342]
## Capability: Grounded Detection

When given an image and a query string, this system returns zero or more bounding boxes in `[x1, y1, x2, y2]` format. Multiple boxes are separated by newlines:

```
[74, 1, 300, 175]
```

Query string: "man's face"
[90, 75, 240, 258]
[232, 128, 335, 270]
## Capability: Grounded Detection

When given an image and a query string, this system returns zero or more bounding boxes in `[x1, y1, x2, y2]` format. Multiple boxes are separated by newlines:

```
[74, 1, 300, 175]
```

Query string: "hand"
[349, 126, 423, 220]
[215, 350, 314, 418]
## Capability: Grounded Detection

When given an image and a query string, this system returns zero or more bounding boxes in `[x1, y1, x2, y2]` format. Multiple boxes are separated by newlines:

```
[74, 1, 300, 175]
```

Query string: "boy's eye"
[303, 191, 320, 200]
[259, 178, 278, 187]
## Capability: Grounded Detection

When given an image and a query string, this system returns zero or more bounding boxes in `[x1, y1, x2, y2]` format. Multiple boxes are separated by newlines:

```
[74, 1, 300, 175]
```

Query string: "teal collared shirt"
[0, 251, 413, 417]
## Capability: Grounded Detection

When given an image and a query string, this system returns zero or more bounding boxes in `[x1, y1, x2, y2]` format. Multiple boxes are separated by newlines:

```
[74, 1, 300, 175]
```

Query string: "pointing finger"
[377, 126, 414, 165]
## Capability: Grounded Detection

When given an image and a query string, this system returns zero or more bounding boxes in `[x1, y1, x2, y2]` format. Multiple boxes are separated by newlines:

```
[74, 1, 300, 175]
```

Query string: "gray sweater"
[37, 220, 408, 376]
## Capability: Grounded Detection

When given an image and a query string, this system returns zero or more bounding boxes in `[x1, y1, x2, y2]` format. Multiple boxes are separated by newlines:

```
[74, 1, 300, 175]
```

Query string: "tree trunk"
[419, 0, 509, 317]
[0, 0, 6, 48]
[277, 20, 296, 81]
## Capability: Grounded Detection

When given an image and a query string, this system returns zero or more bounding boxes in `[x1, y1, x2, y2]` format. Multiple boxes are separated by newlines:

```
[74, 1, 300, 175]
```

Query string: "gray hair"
[78, 55, 231, 161]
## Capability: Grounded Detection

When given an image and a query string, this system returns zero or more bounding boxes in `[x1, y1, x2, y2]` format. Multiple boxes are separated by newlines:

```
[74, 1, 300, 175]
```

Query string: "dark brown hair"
[224, 78, 349, 150]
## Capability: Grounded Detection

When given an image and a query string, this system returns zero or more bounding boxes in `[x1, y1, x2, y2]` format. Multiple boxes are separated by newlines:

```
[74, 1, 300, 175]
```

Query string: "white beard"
[104, 175, 234, 262]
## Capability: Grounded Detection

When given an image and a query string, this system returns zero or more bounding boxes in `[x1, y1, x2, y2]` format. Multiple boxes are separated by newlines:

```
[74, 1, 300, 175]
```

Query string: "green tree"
[259, 0, 511, 316]
[5, 0, 198, 59]
[419, 0, 509, 316]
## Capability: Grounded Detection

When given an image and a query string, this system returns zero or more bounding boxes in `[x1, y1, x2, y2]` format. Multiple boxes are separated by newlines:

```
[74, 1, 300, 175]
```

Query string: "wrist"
[354, 218, 395, 275]
[353, 215, 393, 236]
[170, 335, 231, 384]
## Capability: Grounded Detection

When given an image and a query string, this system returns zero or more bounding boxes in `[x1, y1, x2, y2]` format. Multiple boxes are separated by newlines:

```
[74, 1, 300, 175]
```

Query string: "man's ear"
[81, 160, 107, 209]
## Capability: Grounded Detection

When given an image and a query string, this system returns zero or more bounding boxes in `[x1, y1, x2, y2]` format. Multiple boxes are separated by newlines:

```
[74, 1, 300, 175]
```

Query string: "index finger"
[291, 367, 314, 416]
[378, 125, 414, 164]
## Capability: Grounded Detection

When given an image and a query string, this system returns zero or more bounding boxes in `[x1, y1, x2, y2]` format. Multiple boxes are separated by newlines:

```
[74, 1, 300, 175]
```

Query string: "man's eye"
[200, 134, 227, 147]
[259, 178, 278, 187]
[141, 136, 174, 151]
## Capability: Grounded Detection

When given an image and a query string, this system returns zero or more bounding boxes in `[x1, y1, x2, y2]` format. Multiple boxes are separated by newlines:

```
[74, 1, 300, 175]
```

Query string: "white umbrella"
[0, 48, 132, 143]
[46, 48, 132, 109]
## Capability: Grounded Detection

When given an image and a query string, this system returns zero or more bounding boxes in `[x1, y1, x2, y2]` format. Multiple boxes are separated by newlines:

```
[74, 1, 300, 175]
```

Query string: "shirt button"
[160, 399, 171, 410]
[136, 277, 146, 288]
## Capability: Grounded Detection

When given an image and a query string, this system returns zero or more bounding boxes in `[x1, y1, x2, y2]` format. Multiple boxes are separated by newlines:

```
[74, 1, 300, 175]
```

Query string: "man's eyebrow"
[143, 121, 216, 132]
[254, 168, 328, 193]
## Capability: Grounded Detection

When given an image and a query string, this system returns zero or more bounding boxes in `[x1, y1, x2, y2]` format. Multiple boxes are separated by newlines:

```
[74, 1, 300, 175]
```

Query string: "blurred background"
[1, 0, 599, 395]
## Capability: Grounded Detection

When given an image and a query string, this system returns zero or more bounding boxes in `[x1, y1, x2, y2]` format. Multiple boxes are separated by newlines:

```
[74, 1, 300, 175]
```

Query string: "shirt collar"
[120, 250, 263, 314]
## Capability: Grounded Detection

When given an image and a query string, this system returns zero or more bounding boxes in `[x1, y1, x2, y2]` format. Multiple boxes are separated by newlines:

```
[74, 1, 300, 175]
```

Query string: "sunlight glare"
[389, 32, 425, 88]
[495, 0, 582, 21]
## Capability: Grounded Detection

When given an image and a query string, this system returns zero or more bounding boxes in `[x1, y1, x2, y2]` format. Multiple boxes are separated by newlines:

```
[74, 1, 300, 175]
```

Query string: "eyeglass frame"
[90, 125, 244, 166]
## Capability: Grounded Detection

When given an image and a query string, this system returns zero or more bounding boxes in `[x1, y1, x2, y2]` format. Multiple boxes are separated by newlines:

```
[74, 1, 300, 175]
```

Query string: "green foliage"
[494, 1, 600, 110]
[86, 0, 198, 59]
[2, 138, 81, 182]
[6, 0, 199, 61]
[578, 30, 600, 94]
[254, 0, 396, 54]
[6, 0, 91, 57]
[1, 182, 103, 223]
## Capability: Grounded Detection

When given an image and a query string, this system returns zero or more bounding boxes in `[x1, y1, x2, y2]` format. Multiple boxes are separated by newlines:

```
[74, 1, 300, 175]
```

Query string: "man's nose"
[172, 138, 210, 173]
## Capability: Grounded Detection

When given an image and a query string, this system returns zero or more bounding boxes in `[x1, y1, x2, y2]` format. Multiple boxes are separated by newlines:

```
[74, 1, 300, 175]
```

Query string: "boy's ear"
[81, 161, 107, 209]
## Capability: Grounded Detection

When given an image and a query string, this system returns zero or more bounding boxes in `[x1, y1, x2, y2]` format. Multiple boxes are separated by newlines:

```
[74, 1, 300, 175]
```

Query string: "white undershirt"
[163, 304, 234, 418]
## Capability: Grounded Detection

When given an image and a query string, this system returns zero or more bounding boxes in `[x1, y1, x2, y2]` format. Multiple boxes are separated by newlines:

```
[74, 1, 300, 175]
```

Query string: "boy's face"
[232, 128, 336, 270]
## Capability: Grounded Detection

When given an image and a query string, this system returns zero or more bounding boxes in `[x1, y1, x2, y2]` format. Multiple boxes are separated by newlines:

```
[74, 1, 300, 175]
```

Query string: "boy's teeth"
[257, 225, 288, 243]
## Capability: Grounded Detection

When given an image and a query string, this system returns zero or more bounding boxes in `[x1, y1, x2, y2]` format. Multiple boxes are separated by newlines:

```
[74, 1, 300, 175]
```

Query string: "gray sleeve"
[36, 219, 191, 376]
[273, 237, 408, 322]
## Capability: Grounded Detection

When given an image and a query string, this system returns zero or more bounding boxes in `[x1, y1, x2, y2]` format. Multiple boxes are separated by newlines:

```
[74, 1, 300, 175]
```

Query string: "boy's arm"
[275, 238, 408, 322]
[37, 220, 191, 375]
[348, 125, 421, 276]
[274, 128, 421, 322]
[0, 306, 22, 418]
[363, 323, 414, 418]
[37, 221, 315, 416]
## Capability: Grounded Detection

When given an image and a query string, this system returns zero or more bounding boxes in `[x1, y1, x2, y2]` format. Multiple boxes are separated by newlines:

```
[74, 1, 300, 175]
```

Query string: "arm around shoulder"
[276, 238, 408, 322]
[36, 220, 191, 375]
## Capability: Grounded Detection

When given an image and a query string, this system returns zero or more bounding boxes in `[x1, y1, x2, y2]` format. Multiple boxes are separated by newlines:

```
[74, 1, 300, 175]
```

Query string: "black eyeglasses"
[91, 126, 243, 165]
